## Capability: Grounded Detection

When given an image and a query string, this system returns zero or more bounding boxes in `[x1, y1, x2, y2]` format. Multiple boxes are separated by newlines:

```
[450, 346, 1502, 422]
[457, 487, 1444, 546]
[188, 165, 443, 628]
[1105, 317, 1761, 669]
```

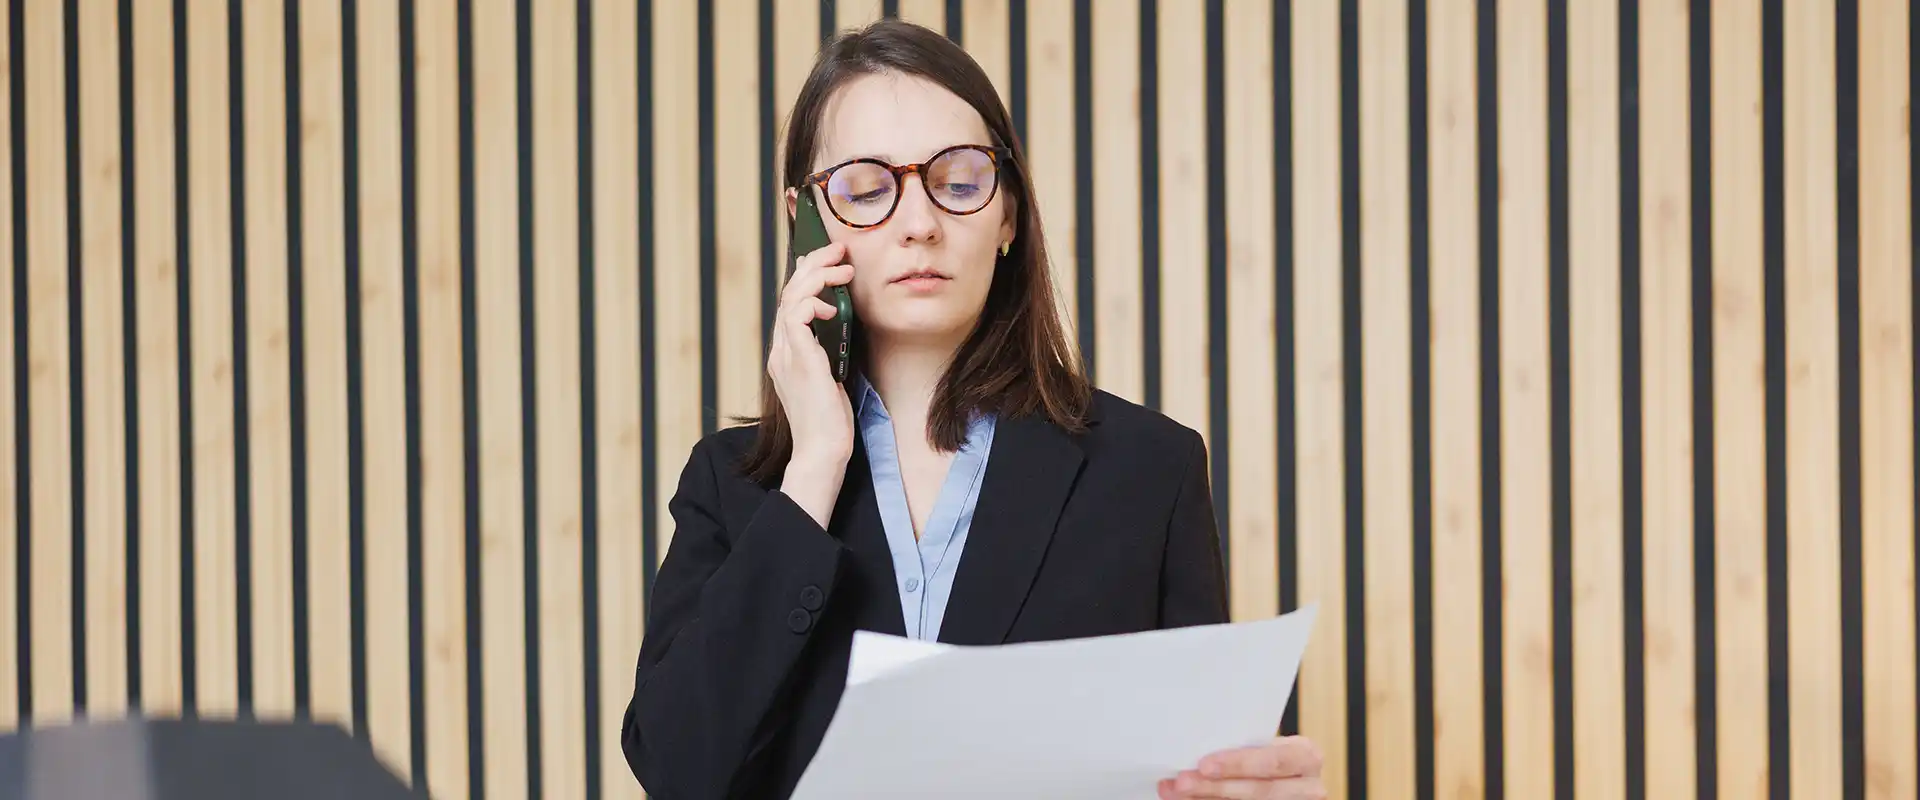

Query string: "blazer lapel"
[936, 411, 1086, 645]
[836, 432, 908, 638]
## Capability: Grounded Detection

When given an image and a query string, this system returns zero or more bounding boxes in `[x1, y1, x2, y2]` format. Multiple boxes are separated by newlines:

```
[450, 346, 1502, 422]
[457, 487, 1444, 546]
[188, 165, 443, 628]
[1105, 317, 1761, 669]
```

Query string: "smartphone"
[793, 190, 855, 382]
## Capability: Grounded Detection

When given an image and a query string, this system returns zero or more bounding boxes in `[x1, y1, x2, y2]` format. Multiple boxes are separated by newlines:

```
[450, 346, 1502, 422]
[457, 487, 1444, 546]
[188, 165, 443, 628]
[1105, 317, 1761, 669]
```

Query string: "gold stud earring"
[999, 241, 1011, 257]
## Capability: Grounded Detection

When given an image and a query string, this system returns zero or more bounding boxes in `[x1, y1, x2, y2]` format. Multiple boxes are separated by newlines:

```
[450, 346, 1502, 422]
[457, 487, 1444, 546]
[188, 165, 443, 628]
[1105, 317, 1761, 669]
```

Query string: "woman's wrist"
[779, 454, 847, 529]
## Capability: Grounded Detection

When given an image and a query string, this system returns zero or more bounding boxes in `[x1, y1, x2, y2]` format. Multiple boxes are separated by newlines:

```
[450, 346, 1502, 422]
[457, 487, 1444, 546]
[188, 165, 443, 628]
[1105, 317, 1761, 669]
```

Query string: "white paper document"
[790, 605, 1319, 799]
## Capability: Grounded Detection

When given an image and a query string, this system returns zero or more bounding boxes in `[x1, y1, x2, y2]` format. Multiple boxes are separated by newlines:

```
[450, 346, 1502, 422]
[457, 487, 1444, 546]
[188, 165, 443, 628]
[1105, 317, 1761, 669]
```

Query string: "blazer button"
[787, 608, 813, 634]
[798, 585, 824, 611]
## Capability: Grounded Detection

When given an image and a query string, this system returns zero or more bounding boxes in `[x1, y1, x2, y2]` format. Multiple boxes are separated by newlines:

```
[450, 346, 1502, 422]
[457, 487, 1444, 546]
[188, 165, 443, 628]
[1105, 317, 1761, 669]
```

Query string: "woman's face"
[797, 72, 1016, 347]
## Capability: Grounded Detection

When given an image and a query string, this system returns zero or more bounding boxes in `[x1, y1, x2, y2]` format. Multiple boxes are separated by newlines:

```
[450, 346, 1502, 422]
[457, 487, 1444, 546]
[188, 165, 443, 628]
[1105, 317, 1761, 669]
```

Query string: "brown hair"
[734, 18, 1091, 485]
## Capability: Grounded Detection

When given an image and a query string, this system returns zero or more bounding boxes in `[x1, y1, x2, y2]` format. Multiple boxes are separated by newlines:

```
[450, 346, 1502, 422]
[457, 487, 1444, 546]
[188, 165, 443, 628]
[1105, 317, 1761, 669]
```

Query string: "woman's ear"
[784, 186, 799, 220]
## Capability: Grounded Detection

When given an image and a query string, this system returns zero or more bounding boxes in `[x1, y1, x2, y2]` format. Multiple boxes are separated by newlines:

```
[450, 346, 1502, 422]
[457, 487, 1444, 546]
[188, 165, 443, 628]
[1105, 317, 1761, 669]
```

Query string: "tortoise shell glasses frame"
[799, 143, 1017, 230]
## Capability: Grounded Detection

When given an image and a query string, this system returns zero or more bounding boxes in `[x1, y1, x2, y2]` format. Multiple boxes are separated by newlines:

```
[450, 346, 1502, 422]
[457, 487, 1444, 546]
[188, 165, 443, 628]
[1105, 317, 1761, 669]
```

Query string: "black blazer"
[619, 389, 1230, 799]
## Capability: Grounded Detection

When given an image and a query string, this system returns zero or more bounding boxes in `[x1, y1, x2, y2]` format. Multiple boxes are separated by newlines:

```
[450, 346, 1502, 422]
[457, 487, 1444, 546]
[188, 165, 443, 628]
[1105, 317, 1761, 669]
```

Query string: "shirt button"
[787, 608, 812, 634]
[904, 577, 920, 593]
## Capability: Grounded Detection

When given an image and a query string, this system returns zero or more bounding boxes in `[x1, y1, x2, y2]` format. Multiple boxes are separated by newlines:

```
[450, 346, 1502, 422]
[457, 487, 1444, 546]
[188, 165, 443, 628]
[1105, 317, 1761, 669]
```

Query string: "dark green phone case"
[793, 192, 853, 382]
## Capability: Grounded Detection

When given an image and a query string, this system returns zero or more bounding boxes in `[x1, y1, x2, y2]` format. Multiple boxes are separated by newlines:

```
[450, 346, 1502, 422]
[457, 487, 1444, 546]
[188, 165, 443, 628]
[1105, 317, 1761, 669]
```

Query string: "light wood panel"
[1154, 0, 1208, 450]
[962, 0, 1011, 118]
[1425, 0, 1486, 795]
[897, 0, 946, 34]
[651, 0, 701, 566]
[133, 0, 185, 718]
[4, 7, 1915, 800]
[1498, 0, 1555, 795]
[1785, 2, 1845, 796]
[1638, 0, 1700, 795]
[1359, 0, 1415, 795]
[533, 0, 586, 795]
[1223, 0, 1276, 625]
[25, 0, 75, 726]
[1711, 2, 1770, 796]
[1569, 1, 1625, 797]
[771, 0, 819, 298]
[1090, 0, 1142, 403]
[1289, 0, 1348, 796]
[186, 0, 240, 720]
[838, 0, 885, 37]
[241, 0, 297, 722]
[591, 2, 647, 797]
[413, 0, 470, 793]
[714, 0, 762, 425]
[473, 0, 529, 794]
[355, 0, 413, 779]
[297, 0, 354, 732]
[1024, 0, 1075, 343]
[0, 0, 17, 731]
[1859, 2, 1917, 798]
[78, 0, 130, 718]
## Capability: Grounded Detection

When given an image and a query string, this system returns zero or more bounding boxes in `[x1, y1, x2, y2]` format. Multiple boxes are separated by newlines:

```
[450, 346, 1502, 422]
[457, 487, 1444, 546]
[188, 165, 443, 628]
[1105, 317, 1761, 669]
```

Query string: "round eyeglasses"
[801, 143, 1014, 230]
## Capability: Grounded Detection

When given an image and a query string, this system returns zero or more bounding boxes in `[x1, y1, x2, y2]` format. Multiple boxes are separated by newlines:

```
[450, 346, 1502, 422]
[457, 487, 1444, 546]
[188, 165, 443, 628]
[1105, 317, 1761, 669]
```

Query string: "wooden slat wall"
[3, 3, 1914, 800]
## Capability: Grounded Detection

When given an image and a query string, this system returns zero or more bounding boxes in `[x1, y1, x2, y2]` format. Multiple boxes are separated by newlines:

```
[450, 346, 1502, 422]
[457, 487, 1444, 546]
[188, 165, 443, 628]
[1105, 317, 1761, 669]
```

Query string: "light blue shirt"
[851, 374, 997, 641]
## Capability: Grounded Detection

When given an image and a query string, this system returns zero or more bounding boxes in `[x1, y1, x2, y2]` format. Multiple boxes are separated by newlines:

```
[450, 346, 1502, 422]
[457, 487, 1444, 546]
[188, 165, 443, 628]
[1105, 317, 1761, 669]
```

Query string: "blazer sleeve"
[1158, 428, 1231, 629]
[621, 438, 847, 799]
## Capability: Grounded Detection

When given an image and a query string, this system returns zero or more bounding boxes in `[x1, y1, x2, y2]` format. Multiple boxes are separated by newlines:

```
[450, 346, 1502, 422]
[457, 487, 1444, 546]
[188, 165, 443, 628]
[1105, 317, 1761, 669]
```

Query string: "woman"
[621, 19, 1325, 800]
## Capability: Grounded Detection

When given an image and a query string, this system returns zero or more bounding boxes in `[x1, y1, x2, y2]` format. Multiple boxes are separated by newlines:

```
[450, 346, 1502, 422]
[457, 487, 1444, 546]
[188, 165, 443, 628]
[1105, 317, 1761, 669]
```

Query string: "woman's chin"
[862, 313, 978, 346]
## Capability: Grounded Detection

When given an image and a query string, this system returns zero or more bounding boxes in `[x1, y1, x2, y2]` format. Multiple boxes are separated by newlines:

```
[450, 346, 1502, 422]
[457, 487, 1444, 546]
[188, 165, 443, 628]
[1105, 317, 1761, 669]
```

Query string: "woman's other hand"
[1157, 736, 1327, 800]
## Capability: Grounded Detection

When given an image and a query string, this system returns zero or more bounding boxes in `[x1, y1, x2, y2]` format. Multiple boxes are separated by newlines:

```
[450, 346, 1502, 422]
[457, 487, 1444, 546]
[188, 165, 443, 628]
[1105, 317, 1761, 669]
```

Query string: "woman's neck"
[861, 335, 961, 423]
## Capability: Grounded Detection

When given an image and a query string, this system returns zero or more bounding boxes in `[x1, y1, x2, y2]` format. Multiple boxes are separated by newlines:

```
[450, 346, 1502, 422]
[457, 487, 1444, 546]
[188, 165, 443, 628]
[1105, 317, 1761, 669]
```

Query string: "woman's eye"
[940, 183, 980, 198]
[848, 187, 892, 205]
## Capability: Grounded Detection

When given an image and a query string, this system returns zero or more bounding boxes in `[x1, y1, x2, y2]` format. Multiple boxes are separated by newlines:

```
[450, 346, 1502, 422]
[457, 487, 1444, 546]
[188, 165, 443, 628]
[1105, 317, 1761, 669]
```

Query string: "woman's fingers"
[782, 243, 852, 303]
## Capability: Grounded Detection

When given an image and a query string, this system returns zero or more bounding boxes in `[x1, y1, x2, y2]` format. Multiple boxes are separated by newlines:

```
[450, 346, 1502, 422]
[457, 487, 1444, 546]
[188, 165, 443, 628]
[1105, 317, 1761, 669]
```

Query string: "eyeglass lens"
[821, 147, 998, 227]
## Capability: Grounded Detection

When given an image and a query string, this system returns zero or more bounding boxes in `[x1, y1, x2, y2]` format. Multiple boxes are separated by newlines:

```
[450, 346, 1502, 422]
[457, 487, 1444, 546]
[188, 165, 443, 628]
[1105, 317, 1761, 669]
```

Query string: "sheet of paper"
[790, 605, 1318, 800]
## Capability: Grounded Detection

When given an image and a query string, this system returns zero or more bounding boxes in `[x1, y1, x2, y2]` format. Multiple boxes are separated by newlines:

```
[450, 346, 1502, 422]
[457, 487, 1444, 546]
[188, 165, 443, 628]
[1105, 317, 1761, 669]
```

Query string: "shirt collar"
[847, 370, 997, 434]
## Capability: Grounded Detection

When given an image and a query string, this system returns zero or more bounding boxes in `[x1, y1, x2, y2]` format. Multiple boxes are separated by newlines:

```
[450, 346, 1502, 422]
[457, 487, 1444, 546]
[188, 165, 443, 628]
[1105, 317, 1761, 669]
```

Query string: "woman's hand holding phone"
[770, 241, 857, 528]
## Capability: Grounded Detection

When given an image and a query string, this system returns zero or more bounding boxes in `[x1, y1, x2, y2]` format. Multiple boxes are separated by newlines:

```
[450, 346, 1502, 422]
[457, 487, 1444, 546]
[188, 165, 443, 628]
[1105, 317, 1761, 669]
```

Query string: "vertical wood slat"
[591, 2, 646, 796]
[1497, 0, 1554, 795]
[713, 0, 761, 426]
[1024, 0, 1075, 343]
[25, 0, 75, 726]
[1359, 0, 1415, 794]
[1223, 0, 1276, 625]
[241, 0, 296, 722]
[0, 0, 17, 731]
[1858, 1, 1917, 797]
[1785, 2, 1845, 796]
[185, 0, 239, 720]
[1090, 0, 1142, 404]
[771, 0, 819, 303]
[1154, 0, 1208, 451]
[297, 0, 354, 733]
[1569, 0, 1625, 796]
[962, 0, 1010, 118]
[1710, 2, 1770, 796]
[770, 0, 818, 310]
[1425, 0, 1486, 794]
[472, 0, 528, 793]
[837, 0, 885, 37]
[1637, 0, 1699, 794]
[652, 0, 701, 566]
[1288, 0, 1348, 796]
[354, 0, 413, 779]
[78, 0, 129, 718]
[532, 0, 585, 795]
[133, 0, 185, 718]
[413, 0, 470, 792]
[896, 0, 946, 34]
